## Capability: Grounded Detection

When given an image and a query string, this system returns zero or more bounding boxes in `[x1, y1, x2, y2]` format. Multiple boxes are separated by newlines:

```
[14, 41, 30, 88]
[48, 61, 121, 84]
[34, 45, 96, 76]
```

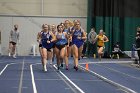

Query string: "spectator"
[111, 42, 122, 59]
[135, 27, 140, 66]
[8, 24, 20, 58]
[87, 27, 97, 57]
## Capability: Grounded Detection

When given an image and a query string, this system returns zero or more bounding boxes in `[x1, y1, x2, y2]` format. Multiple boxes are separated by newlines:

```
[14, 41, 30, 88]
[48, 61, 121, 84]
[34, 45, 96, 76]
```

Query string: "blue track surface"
[81, 63, 140, 92]
[0, 56, 139, 93]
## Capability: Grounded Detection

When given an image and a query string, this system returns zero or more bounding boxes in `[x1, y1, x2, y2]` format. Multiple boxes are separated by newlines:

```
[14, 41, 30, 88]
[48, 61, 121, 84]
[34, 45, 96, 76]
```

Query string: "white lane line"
[18, 58, 25, 93]
[30, 64, 37, 93]
[0, 61, 37, 64]
[0, 61, 14, 64]
[31, 63, 41, 65]
[31, 63, 78, 93]
[0, 62, 20, 76]
[52, 65, 78, 93]
[53, 64, 85, 93]
[95, 63, 140, 80]
[79, 61, 133, 64]
[0, 64, 9, 76]
[35, 78, 102, 82]
[12, 87, 28, 89]
[78, 65, 137, 93]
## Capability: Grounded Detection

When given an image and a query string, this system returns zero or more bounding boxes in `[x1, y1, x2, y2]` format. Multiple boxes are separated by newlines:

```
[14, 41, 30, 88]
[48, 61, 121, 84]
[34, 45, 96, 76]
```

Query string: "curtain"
[87, 0, 140, 52]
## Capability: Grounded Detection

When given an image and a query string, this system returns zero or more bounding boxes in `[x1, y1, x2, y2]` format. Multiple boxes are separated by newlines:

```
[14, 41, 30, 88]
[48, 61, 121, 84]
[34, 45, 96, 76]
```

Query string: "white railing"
[124, 51, 138, 59]
[30, 44, 37, 56]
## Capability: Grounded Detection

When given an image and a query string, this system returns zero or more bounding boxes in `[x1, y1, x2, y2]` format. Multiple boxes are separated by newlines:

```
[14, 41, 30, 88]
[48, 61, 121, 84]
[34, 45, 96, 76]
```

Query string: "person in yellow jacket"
[93, 29, 109, 60]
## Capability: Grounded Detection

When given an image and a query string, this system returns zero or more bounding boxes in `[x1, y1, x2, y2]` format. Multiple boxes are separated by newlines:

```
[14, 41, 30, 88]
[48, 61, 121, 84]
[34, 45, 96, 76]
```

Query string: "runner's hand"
[47, 40, 51, 43]
[77, 36, 81, 40]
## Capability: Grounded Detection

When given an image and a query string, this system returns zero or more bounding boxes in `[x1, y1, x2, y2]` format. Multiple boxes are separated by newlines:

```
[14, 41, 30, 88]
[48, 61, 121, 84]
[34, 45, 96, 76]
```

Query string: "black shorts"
[39, 44, 42, 47]
[97, 45, 104, 48]
[69, 42, 73, 46]
[52, 43, 56, 48]
[41, 47, 52, 52]
[47, 48, 52, 52]
[9, 41, 16, 45]
[55, 45, 66, 50]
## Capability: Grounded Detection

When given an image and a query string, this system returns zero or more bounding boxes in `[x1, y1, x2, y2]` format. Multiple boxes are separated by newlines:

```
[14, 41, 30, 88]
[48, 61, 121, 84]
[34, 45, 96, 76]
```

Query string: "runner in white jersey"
[9, 24, 19, 58]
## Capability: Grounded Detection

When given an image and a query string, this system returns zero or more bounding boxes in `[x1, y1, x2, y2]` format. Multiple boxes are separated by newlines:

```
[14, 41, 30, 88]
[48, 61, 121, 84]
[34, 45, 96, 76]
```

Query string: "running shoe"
[13, 54, 16, 58]
[60, 63, 64, 69]
[75, 66, 78, 71]
[73, 66, 76, 69]
[66, 66, 68, 70]
[43, 65, 47, 72]
[57, 66, 60, 71]
[50, 61, 52, 65]
[8, 53, 11, 56]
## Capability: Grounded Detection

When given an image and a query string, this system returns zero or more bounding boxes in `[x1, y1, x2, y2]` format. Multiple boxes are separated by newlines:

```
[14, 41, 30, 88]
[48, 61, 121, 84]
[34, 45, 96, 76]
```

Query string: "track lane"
[81, 62, 140, 92]
[57, 64, 124, 93]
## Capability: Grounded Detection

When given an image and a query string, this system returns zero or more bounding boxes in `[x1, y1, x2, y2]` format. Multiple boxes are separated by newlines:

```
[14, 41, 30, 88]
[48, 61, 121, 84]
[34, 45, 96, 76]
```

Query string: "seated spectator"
[111, 42, 122, 59]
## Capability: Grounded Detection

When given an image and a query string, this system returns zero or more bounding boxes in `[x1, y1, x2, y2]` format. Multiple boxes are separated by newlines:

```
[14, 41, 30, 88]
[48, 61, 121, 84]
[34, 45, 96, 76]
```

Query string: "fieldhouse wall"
[0, 16, 87, 56]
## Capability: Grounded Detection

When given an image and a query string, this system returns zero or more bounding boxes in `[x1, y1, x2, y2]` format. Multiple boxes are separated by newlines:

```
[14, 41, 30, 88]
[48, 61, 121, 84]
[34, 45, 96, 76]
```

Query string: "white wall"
[0, 16, 87, 56]
[43, 0, 87, 17]
[0, 0, 87, 17]
[0, 0, 87, 56]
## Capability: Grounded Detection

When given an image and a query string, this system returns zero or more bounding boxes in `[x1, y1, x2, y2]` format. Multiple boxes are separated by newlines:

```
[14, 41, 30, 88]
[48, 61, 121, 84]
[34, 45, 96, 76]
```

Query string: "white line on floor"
[0, 63, 19, 76]
[95, 63, 140, 80]
[53, 64, 85, 93]
[79, 65, 137, 93]
[0, 64, 9, 76]
[18, 58, 25, 93]
[79, 61, 133, 64]
[30, 64, 37, 93]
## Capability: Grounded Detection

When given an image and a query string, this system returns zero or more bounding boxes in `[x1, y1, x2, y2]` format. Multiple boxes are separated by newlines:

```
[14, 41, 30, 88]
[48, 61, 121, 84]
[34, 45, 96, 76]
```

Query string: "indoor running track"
[0, 56, 139, 93]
